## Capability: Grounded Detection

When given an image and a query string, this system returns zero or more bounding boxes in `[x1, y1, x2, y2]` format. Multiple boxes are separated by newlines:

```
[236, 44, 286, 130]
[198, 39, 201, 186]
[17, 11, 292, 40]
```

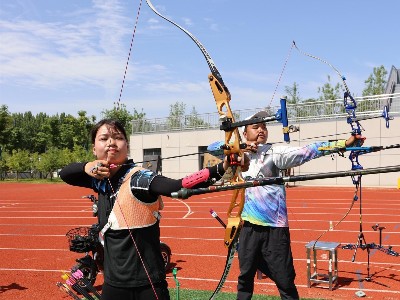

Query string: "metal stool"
[305, 241, 340, 290]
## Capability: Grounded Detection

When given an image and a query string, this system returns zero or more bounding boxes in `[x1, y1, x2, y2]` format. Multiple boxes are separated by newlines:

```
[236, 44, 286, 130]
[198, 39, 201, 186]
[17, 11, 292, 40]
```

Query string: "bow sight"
[218, 96, 299, 143]
[344, 92, 393, 131]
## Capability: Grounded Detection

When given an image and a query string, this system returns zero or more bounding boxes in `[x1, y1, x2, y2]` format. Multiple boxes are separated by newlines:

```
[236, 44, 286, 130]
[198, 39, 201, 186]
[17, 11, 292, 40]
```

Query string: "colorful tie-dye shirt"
[241, 140, 346, 227]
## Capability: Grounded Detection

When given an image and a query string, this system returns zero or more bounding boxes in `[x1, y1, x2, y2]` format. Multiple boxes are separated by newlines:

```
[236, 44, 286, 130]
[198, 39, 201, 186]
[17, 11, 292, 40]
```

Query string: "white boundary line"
[172, 198, 193, 218]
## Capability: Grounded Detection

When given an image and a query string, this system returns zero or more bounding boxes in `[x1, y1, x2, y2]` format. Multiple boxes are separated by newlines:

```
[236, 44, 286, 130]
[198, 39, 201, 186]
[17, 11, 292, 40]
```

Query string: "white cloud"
[0, 1, 157, 90]
[148, 18, 159, 25]
[182, 17, 193, 27]
[145, 80, 207, 93]
[203, 17, 219, 32]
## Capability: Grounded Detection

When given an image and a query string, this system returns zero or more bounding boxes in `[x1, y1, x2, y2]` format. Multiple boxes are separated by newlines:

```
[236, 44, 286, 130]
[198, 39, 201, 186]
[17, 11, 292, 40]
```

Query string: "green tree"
[102, 104, 135, 136]
[70, 145, 94, 163]
[21, 111, 37, 152]
[34, 131, 50, 154]
[33, 113, 51, 153]
[6, 149, 31, 180]
[130, 108, 149, 133]
[0, 105, 12, 148]
[301, 98, 318, 118]
[317, 75, 342, 115]
[7, 113, 52, 154]
[8, 111, 44, 153]
[37, 147, 63, 179]
[186, 106, 208, 128]
[74, 111, 96, 150]
[29, 152, 42, 178]
[362, 65, 387, 96]
[318, 75, 341, 101]
[361, 65, 388, 112]
[284, 82, 302, 118]
[0, 151, 9, 180]
[0, 105, 12, 164]
[58, 113, 79, 149]
[285, 82, 302, 105]
[8, 125, 25, 152]
[35, 153, 49, 179]
[167, 101, 186, 129]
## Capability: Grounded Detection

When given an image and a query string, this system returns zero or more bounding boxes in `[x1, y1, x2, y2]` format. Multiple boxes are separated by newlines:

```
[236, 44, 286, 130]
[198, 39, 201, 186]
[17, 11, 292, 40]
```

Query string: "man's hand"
[244, 142, 258, 153]
[345, 134, 365, 147]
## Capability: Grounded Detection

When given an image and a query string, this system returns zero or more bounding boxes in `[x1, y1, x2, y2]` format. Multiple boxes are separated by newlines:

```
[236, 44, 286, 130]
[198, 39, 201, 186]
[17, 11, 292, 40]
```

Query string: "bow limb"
[145, 0, 226, 87]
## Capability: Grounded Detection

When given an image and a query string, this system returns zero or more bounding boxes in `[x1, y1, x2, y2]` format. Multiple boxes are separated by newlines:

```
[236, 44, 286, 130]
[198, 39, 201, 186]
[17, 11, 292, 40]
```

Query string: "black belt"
[243, 221, 275, 230]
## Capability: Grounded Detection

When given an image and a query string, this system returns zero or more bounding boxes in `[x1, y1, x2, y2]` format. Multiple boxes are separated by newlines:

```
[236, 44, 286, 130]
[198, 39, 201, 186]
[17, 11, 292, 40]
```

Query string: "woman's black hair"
[90, 119, 128, 144]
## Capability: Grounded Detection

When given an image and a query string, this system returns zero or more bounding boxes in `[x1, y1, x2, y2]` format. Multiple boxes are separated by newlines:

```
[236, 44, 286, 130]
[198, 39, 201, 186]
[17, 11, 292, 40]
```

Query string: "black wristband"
[208, 162, 225, 179]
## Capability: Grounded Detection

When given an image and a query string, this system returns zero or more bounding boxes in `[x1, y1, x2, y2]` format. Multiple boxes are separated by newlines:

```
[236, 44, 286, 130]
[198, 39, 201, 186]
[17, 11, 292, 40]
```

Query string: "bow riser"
[208, 73, 246, 248]
[208, 74, 241, 157]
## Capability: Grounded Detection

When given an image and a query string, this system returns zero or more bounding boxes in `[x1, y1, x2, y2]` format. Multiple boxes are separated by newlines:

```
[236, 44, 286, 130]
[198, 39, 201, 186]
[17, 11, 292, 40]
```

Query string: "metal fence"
[1, 171, 55, 180]
[131, 93, 400, 134]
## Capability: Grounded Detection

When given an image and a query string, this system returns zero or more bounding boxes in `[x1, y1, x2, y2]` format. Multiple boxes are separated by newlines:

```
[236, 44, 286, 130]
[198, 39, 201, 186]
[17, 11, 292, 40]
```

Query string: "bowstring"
[312, 178, 360, 248]
[115, 0, 143, 108]
[109, 0, 160, 298]
[268, 41, 295, 108]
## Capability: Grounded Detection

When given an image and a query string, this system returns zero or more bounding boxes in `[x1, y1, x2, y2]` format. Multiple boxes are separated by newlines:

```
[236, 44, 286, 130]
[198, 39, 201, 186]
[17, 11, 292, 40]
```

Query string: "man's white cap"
[242, 110, 269, 133]
[245, 110, 269, 121]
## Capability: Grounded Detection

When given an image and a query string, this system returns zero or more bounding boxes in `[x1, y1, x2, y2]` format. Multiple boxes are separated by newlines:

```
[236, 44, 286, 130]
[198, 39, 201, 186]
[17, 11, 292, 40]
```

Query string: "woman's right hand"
[85, 160, 110, 179]
[222, 152, 250, 172]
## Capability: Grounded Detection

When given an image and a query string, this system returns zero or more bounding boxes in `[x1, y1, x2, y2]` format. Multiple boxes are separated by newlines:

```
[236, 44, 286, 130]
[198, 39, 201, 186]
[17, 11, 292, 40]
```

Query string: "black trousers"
[237, 222, 299, 300]
[101, 280, 170, 300]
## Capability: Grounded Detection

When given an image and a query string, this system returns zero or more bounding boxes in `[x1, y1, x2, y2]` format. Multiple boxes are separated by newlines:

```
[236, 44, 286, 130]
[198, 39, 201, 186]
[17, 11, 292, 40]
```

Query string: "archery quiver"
[66, 224, 100, 253]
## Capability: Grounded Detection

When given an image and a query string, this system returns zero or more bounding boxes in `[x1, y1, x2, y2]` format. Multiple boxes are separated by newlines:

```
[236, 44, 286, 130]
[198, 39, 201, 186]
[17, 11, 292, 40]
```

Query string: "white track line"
[172, 198, 193, 218]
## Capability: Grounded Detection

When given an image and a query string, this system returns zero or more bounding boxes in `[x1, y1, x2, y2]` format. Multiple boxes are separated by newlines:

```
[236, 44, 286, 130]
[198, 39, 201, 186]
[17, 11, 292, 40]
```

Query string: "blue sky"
[1, 0, 399, 119]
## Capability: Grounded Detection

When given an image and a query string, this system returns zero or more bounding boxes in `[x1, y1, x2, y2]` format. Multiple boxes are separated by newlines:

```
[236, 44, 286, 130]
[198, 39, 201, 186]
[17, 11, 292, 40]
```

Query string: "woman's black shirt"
[59, 160, 223, 287]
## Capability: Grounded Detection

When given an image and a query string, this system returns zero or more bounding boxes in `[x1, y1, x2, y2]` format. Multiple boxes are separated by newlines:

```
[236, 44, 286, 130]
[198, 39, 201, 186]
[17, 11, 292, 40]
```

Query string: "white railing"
[131, 93, 400, 134]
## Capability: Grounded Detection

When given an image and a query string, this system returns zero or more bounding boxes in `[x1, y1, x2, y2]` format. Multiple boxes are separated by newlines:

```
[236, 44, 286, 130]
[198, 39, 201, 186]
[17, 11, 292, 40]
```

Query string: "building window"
[143, 148, 162, 174]
[198, 146, 208, 169]
[200, 145, 222, 169]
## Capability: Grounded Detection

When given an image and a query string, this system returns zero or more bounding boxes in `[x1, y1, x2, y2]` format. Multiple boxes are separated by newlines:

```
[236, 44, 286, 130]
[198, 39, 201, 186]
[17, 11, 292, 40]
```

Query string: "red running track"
[0, 183, 399, 299]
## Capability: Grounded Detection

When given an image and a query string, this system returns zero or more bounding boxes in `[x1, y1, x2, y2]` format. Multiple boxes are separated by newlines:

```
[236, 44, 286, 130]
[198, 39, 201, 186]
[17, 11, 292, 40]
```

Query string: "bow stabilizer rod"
[318, 144, 400, 156]
[171, 165, 400, 199]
